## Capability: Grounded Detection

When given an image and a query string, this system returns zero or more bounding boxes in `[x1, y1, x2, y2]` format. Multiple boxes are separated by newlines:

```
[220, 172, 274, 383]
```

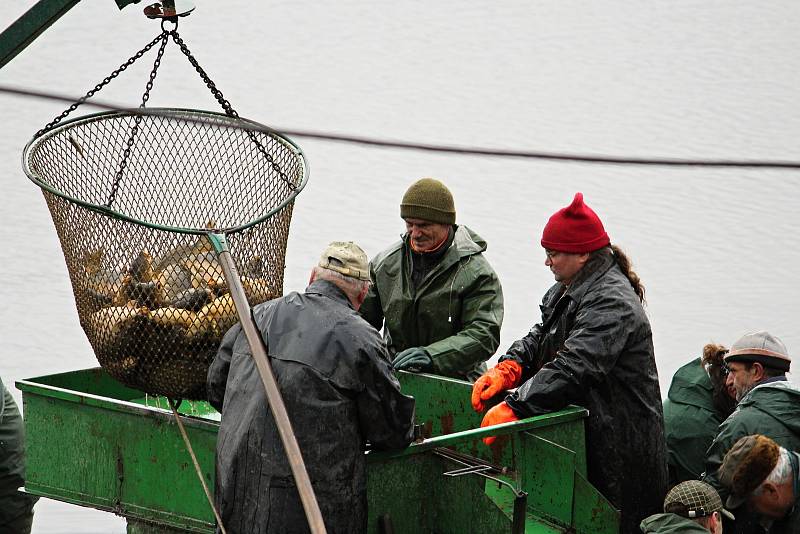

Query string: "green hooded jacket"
[640, 513, 712, 533]
[663, 358, 724, 485]
[1, 377, 38, 530]
[360, 225, 503, 382]
[704, 381, 800, 498]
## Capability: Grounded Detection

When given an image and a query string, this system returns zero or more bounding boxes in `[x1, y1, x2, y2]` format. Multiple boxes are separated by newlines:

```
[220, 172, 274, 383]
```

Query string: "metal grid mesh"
[24, 109, 306, 399]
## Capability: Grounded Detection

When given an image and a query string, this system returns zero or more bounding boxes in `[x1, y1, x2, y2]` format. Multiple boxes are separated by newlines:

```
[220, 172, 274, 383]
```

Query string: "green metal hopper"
[16, 368, 619, 533]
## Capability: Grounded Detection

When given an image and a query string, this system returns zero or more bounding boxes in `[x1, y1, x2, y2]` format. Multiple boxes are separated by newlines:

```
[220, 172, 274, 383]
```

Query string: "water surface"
[1, 2, 799, 531]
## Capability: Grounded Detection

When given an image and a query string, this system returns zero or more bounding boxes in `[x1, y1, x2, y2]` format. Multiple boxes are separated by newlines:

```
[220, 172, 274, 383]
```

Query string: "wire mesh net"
[23, 108, 307, 399]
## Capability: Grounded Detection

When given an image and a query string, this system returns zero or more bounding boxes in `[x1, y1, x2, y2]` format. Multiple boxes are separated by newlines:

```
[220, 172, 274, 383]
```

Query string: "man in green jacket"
[703, 332, 800, 534]
[360, 178, 503, 382]
[0, 377, 38, 534]
[718, 434, 800, 534]
[664, 344, 737, 485]
[640, 479, 732, 533]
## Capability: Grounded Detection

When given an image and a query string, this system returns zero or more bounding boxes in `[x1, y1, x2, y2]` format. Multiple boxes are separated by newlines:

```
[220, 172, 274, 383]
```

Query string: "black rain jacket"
[207, 279, 415, 534]
[501, 250, 668, 534]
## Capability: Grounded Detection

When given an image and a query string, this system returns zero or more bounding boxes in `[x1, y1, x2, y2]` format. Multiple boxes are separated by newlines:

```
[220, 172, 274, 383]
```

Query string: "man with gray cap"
[640, 479, 733, 533]
[718, 434, 800, 534]
[360, 177, 504, 382]
[703, 332, 800, 533]
[208, 242, 416, 534]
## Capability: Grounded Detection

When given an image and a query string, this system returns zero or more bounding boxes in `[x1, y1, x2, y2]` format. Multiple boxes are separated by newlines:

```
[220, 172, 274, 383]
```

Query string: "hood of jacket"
[667, 358, 715, 411]
[640, 513, 711, 533]
[737, 381, 800, 435]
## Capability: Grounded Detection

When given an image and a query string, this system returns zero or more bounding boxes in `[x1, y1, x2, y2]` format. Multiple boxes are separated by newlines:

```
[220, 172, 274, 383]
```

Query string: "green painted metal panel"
[518, 434, 576, 528]
[20, 374, 217, 532]
[572, 471, 620, 534]
[18, 368, 619, 533]
[0, 0, 81, 69]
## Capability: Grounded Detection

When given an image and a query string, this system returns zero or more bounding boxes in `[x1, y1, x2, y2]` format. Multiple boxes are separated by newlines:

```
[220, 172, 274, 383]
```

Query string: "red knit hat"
[541, 193, 610, 253]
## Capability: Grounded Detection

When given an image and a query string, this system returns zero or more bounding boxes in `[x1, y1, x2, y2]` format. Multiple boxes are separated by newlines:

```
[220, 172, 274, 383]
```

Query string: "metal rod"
[511, 493, 528, 534]
[167, 398, 228, 534]
[208, 233, 327, 534]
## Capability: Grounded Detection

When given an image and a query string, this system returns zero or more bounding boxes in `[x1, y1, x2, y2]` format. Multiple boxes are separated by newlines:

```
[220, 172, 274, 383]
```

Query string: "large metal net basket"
[23, 108, 308, 399]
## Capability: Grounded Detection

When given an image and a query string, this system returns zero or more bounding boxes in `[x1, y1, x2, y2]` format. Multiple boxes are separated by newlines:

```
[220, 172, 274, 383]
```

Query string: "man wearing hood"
[360, 178, 504, 382]
[664, 343, 737, 485]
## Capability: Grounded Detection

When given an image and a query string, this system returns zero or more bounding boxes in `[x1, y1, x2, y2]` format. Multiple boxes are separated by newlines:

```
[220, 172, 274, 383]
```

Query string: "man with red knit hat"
[471, 192, 668, 534]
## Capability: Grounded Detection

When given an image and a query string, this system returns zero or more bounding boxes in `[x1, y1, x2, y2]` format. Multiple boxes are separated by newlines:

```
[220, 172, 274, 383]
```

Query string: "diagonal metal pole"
[207, 233, 327, 534]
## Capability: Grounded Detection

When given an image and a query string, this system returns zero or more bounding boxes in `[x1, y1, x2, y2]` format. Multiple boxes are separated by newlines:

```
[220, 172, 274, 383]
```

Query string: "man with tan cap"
[208, 242, 415, 534]
[640, 480, 733, 533]
[704, 331, 800, 508]
[718, 435, 800, 533]
[360, 178, 503, 382]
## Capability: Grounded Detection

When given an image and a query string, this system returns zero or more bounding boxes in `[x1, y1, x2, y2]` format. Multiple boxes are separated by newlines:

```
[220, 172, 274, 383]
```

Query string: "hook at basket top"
[23, 108, 308, 235]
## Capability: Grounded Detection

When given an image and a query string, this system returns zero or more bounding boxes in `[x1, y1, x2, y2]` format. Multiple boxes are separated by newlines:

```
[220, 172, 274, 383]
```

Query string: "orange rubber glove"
[480, 401, 519, 445]
[471, 360, 523, 412]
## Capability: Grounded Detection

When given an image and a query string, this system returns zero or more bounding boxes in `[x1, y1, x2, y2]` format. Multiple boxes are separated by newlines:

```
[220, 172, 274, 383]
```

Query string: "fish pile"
[79, 235, 276, 397]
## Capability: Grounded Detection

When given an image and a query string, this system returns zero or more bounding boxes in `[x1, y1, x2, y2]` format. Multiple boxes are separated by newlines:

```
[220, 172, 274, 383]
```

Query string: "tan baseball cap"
[663, 480, 734, 520]
[724, 331, 791, 372]
[318, 241, 370, 281]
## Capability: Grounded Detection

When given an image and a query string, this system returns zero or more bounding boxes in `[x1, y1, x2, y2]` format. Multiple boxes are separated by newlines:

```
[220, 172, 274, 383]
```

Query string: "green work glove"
[392, 347, 433, 372]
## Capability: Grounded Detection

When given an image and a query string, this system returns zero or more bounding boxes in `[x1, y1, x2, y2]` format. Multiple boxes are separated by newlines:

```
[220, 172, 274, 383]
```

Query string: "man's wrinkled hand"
[470, 359, 523, 412]
[480, 401, 519, 446]
[392, 347, 433, 372]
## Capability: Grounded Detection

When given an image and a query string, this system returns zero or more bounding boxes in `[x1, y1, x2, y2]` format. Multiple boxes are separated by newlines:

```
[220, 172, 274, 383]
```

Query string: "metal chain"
[36, 31, 169, 138]
[105, 33, 170, 208]
[168, 31, 297, 191]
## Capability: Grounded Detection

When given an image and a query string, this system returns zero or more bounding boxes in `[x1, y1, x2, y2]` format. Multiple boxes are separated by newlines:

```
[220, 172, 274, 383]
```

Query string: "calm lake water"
[2, 1, 799, 531]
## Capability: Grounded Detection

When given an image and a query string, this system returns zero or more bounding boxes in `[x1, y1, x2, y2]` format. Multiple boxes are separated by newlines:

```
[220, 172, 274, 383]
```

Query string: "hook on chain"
[160, 18, 178, 33]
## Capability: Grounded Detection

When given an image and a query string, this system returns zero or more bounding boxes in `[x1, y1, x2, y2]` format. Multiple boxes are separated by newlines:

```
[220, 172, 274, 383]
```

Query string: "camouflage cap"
[718, 434, 781, 510]
[318, 241, 370, 281]
[663, 480, 734, 520]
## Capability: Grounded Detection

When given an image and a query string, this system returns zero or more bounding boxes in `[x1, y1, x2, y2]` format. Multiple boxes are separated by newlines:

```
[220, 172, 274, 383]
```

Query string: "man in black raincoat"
[471, 193, 668, 534]
[207, 242, 416, 534]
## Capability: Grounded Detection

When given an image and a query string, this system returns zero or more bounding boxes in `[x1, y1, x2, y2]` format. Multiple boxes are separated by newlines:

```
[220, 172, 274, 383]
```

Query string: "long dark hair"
[702, 343, 737, 419]
[609, 245, 645, 303]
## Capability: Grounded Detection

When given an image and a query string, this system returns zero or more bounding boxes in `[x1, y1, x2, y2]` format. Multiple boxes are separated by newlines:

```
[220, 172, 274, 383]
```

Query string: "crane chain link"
[36, 24, 296, 209]
[169, 31, 296, 191]
[36, 31, 169, 138]
[105, 33, 170, 208]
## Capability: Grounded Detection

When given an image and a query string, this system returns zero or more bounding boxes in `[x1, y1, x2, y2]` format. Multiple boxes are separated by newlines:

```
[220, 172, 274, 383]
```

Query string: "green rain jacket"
[664, 358, 724, 484]
[640, 513, 713, 533]
[766, 450, 800, 534]
[360, 225, 503, 382]
[0, 377, 38, 531]
[704, 381, 800, 497]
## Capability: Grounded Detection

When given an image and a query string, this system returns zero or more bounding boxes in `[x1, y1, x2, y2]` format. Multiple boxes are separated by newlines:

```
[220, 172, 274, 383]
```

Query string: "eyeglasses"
[545, 250, 563, 260]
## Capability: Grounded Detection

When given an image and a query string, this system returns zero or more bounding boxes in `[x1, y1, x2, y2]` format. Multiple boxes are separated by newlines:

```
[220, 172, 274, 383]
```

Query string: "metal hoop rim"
[22, 107, 310, 236]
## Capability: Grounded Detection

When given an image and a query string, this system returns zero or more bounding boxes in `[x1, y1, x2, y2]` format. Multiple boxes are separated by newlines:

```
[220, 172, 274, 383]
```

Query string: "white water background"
[1, 1, 799, 531]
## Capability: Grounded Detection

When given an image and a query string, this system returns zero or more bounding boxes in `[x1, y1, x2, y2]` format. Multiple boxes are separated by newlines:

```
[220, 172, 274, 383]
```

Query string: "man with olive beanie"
[470, 192, 667, 534]
[360, 178, 503, 382]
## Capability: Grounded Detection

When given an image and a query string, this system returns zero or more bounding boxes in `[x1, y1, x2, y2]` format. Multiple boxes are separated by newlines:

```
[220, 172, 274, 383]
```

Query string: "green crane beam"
[0, 0, 138, 70]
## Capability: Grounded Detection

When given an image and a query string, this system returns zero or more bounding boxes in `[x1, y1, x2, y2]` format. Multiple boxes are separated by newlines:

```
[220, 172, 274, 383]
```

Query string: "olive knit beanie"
[400, 178, 456, 225]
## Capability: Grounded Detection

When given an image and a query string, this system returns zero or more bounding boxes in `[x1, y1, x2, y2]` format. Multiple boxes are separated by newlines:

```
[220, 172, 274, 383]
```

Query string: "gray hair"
[753, 447, 793, 495]
[311, 266, 370, 302]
